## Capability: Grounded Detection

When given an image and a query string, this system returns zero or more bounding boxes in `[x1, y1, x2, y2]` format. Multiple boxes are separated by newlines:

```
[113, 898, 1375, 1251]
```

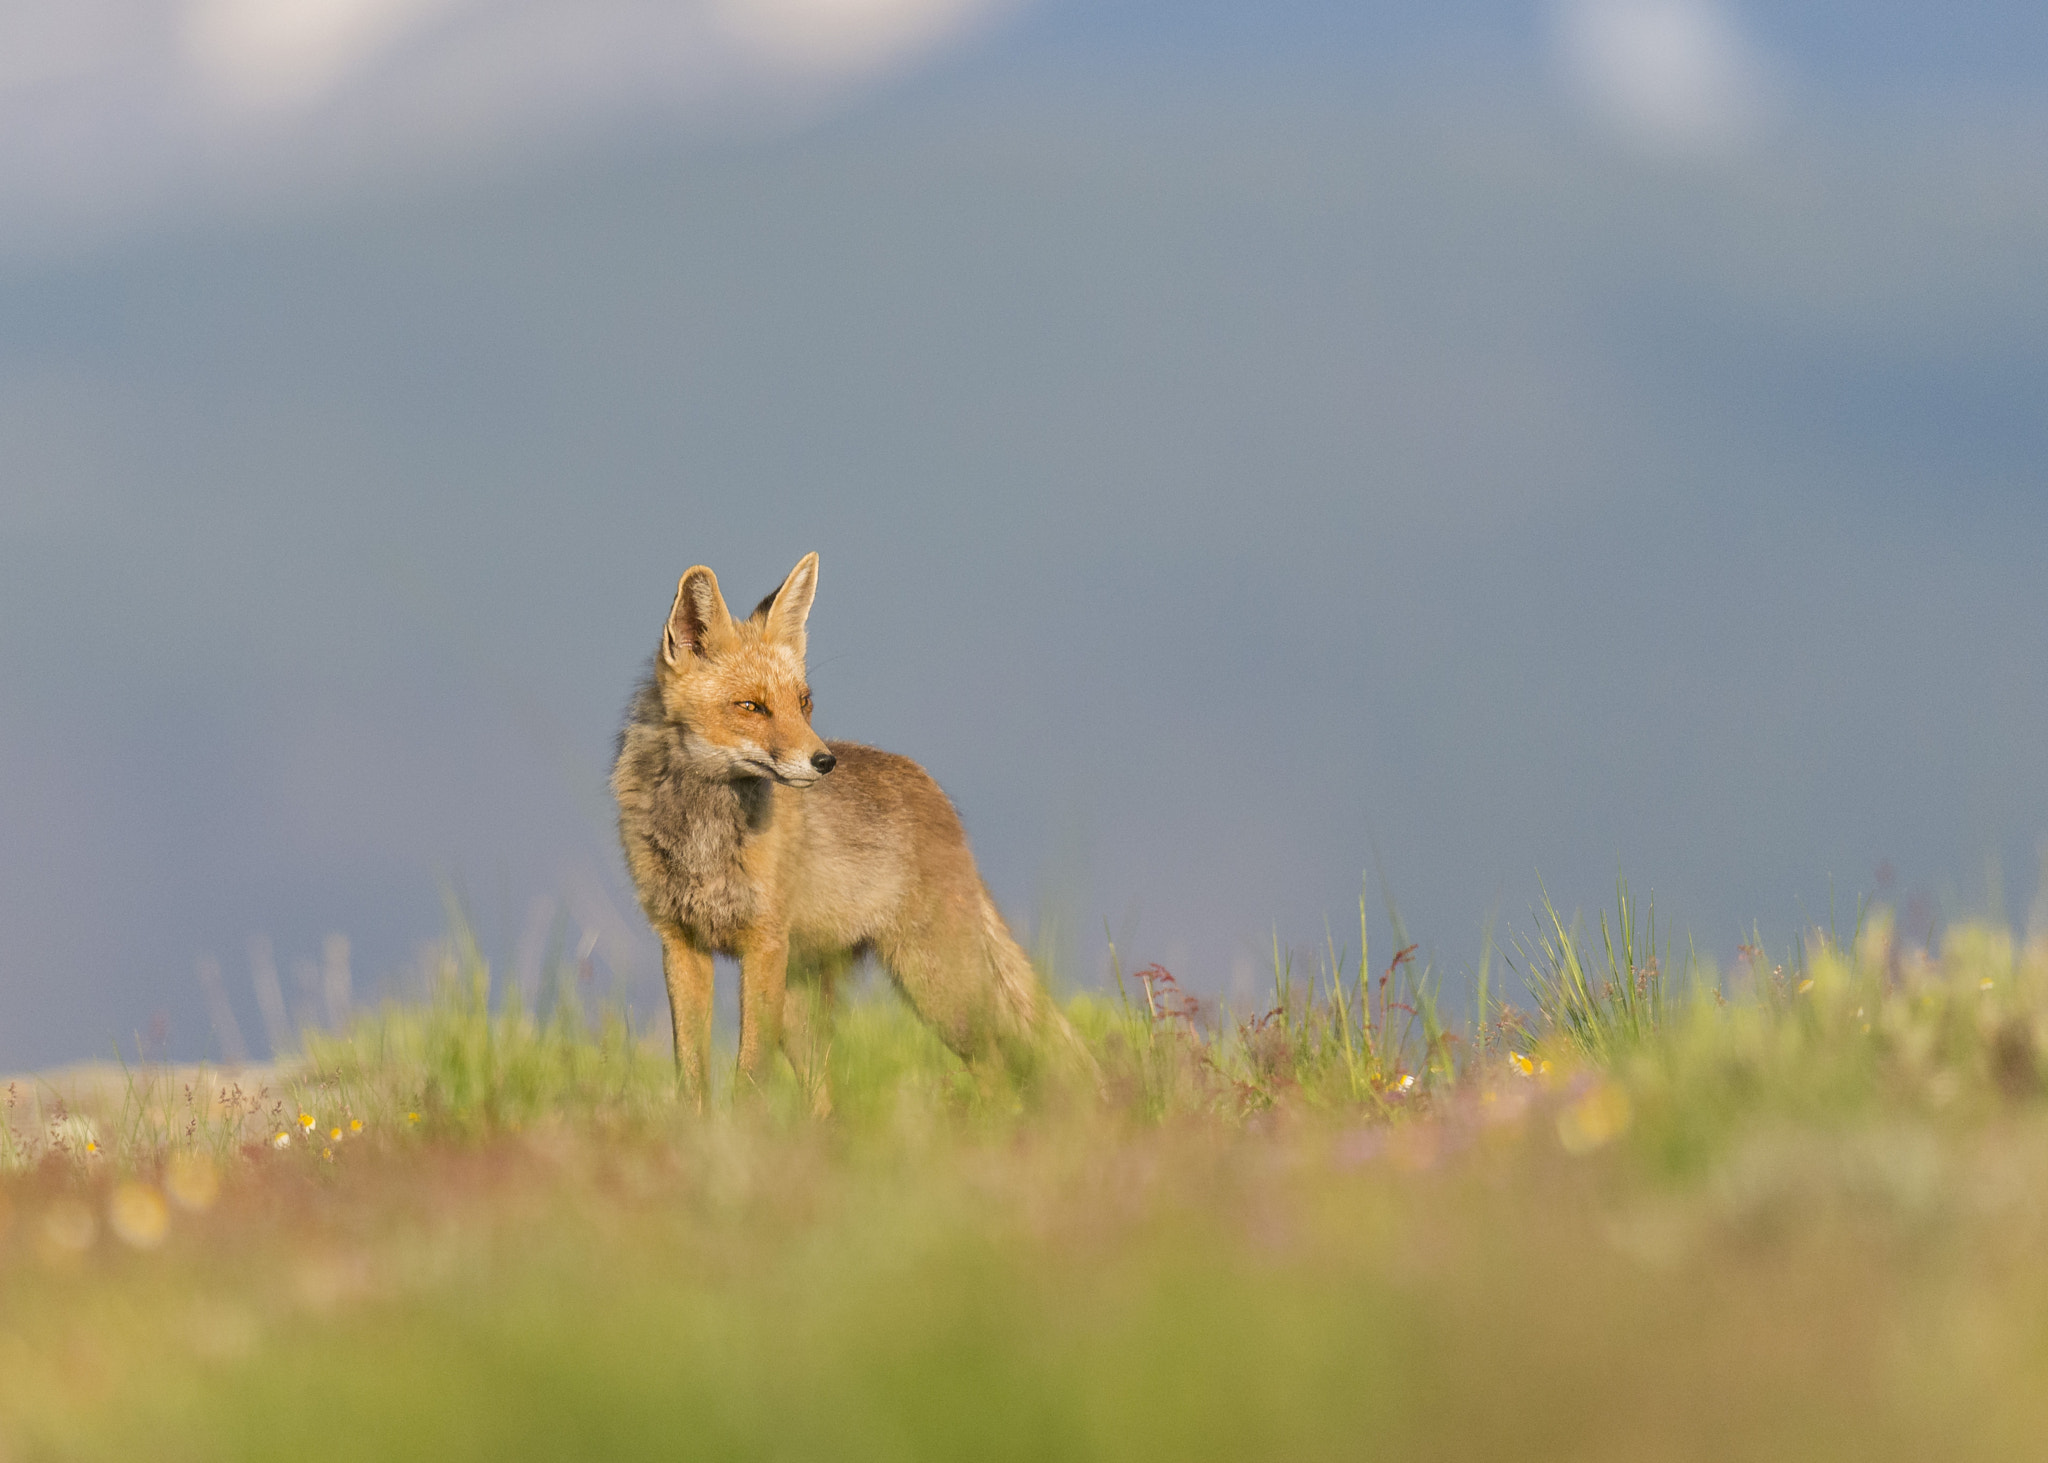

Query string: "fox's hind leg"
[877, 890, 1091, 1092]
[735, 933, 790, 1098]
[875, 917, 1005, 1073]
[660, 928, 715, 1109]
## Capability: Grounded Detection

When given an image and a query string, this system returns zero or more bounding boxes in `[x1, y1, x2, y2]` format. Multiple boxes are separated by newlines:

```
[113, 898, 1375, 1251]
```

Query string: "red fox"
[611, 553, 1079, 1108]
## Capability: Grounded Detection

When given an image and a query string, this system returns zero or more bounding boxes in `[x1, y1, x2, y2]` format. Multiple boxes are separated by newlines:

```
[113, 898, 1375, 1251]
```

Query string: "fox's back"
[785, 742, 980, 945]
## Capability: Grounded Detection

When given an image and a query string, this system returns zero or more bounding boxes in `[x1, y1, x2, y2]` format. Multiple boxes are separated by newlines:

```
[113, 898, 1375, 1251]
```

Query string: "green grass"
[5, 895, 2048, 1459]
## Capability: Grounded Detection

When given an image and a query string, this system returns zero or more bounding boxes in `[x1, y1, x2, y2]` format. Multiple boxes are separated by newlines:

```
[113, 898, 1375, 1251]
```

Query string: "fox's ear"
[663, 566, 733, 666]
[747, 553, 817, 624]
[760, 552, 819, 656]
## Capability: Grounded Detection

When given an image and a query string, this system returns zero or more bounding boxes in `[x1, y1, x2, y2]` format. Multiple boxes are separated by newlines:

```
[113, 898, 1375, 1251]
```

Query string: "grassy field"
[4, 894, 2048, 1460]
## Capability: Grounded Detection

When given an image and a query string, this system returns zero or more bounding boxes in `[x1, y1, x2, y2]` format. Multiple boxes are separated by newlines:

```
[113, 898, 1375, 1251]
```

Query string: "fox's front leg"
[659, 929, 715, 1108]
[736, 932, 789, 1092]
[783, 954, 848, 1118]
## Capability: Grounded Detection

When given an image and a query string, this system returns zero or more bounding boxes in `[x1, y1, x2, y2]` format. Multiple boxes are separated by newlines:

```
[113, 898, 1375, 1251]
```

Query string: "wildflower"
[272, 1131, 291, 1150]
[1982, 978, 1996, 992]
[1395, 1073, 1416, 1092]
[108, 1182, 170, 1250]
[297, 1112, 316, 1131]
[53, 1113, 99, 1156]
[407, 1112, 420, 1125]
[349, 1119, 363, 1133]
[329, 1127, 343, 1143]
[321, 1147, 334, 1162]
[1797, 979, 1815, 994]
[1509, 1051, 1535, 1076]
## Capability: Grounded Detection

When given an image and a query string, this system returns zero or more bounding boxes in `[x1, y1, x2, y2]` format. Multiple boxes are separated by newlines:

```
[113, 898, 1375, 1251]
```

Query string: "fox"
[611, 551, 1081, 1109]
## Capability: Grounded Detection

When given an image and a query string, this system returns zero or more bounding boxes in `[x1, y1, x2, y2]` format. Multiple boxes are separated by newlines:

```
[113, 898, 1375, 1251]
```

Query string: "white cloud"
[0, 0, 1012, 254]
[712, 0, 993, 75]
[184, 0, 462, 112]
[1550, 0, 1778, 154]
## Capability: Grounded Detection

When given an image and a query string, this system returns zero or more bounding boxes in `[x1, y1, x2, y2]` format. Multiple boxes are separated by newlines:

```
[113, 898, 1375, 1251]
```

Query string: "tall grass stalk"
[1516, 879, 1671, 1062]
[17, 875, 2048, 1172]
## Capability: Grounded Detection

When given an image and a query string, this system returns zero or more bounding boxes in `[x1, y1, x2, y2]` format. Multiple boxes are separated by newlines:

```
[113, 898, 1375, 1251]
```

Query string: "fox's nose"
[811, 750, 837, 775]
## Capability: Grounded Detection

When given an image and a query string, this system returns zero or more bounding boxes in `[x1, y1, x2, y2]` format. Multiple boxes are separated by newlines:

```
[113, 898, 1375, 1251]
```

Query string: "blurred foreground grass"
[5, 899, 2048, 1459]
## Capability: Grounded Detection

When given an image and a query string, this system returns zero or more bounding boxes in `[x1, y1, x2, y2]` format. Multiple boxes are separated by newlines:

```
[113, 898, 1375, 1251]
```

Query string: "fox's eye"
[799, 693, 813, 715]
[735, 700, 767, 716]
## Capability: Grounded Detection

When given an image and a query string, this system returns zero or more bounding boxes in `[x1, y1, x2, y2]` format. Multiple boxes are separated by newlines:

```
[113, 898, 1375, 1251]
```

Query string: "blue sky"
[1, 1, 2045, 1067]
[998, 0, 2048, 84]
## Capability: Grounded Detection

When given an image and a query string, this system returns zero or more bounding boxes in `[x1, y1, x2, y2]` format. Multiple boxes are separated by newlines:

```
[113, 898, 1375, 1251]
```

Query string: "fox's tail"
[977, 889, 1098, 1086]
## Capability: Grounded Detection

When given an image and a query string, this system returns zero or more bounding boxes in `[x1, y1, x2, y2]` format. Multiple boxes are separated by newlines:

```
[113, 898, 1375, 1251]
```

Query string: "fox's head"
[655, 552, 835, 788]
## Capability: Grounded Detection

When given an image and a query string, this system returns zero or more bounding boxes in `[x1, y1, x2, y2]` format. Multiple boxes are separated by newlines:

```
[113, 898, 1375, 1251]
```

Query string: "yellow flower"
[320, 1147, 334, 1162]
[1797, 979, 1815, 994]
[407, 1112, 420, 1125]
[1982, 978, 1996, 991]
[108, 1182, 170, 1250]
[83, 1139, 100, 1157]
[297, 1112, 315, 1131]
[1557, 1081, 1632, 1155]
[1509, 1051, 1534, 1076]
[272, 1131, 291, 1149]
[329, 1127, 343, 1142]
[349, 1118, 363, 1133]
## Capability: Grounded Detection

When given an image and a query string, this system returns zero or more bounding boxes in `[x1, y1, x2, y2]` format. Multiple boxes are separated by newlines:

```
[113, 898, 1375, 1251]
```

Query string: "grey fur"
[613, 669, 773, 952]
